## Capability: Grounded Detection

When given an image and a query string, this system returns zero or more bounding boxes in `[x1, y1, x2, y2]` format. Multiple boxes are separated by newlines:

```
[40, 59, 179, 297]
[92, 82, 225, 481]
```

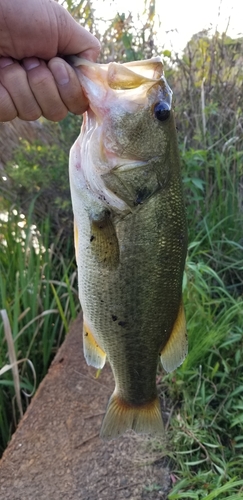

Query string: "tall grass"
[0, 207, 80, 455]
[162, 145, 243, 498]
[166, 266, 243, 497]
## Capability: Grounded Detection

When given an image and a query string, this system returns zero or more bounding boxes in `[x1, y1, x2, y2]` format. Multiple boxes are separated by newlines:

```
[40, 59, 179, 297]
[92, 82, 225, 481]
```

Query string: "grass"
[0, 207, 80, 454]
[1, 145, 243, 499]
[1, 78, 243, 500]
[165, 258, 243, 497]
[159, 146, 243, 498]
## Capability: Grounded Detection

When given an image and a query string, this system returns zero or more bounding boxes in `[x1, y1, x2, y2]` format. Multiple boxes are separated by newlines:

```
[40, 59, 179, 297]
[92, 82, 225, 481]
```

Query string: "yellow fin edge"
[100, 392, 164, 440]
[83, 320, 106, 369]
[160, 301, 188, 373]
[74, 218, 78, 262]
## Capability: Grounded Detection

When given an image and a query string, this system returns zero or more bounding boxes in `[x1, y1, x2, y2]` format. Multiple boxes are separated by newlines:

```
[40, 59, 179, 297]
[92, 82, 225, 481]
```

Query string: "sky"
[93, 0, 243, 53]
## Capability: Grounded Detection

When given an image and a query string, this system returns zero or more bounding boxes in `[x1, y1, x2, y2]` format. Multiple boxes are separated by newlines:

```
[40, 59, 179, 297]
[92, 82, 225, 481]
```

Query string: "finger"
[48, 57, 88, 115]
[23, 58, 68, 122]
[0, 58, 42, 121]
[0, 82, 17, 122]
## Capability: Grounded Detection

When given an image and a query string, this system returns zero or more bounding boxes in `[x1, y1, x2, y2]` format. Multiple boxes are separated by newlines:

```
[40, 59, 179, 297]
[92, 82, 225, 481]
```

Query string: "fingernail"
[51, 62, 70, 85]
[0, 57, 14, 68]
[22, 58, 40, 70]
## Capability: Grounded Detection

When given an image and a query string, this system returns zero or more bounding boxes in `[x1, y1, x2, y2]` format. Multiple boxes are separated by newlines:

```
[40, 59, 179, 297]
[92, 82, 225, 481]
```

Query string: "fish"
[69, 56, 188, 439]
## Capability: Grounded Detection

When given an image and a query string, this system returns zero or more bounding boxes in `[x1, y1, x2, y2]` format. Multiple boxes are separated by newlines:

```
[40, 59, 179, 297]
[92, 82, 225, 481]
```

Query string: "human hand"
[0, 0, 100, 122]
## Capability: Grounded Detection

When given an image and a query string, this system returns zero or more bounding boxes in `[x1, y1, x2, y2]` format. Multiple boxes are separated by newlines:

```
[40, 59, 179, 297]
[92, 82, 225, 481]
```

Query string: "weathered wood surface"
[0, 314, 170, 500]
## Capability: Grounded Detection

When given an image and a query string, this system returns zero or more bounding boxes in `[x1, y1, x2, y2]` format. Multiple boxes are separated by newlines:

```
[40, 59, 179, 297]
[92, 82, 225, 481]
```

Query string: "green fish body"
[69, 57, 187, 439]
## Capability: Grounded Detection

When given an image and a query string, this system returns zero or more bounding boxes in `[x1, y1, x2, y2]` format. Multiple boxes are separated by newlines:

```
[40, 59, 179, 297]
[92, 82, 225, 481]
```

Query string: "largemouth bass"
[69, 56, 188, 439]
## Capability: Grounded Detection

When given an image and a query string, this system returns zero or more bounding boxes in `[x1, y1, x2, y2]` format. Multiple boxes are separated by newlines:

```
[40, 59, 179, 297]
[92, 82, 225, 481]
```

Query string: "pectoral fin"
[90, 210, 119, 268]
[83, 320, 106, 369]
[160, 302, 187, 373]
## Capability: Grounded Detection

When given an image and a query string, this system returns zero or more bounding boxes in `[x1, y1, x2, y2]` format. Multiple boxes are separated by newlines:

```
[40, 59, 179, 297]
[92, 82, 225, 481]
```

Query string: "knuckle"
[66, 101, 87, 115]
[19, 109, 42, 121]
[0, 63, 25, 91]
[26, 63, 54, 89]
[59, 87, 88, 115]
[0, 108, 17, 121]
[45, 107, 68, 122]
[30, 71, 52, 88]
[0, 86, 17, 121]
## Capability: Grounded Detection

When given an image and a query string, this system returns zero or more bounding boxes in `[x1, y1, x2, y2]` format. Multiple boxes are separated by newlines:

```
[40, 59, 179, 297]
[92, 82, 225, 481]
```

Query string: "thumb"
[53, 3, 100, 61]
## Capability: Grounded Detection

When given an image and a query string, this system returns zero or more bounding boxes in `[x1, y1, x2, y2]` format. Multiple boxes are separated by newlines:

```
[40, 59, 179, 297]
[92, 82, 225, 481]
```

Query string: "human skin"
[0, 0, 100, 122]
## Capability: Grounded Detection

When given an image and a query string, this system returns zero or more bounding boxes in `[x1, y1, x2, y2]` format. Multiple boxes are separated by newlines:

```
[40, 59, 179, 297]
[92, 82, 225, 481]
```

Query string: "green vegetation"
[0, 1, 243, 497]
[165, 214, 243, 498]
[3, 113, 81, 242]
[0, 208, 80, 453]
[164, 36, 243, 491]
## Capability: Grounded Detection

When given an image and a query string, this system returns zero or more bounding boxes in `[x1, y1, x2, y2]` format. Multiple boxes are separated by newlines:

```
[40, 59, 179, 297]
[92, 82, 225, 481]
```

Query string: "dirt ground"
[0, 314, 171, 500]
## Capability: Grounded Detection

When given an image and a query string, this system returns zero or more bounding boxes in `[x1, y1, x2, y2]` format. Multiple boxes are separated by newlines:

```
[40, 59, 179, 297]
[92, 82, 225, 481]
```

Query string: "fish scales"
[69, 56, 188, 439]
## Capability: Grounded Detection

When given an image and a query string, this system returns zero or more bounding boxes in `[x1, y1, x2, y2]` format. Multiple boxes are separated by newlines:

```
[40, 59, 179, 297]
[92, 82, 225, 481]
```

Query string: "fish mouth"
[69, 56, 171, 123]
[102, 57, 164, 90]
[69, 55, 164, 90]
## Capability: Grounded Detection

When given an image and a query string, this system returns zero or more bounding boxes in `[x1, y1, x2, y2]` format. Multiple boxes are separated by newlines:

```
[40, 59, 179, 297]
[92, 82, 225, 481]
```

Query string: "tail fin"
[100, 391, 164, 439]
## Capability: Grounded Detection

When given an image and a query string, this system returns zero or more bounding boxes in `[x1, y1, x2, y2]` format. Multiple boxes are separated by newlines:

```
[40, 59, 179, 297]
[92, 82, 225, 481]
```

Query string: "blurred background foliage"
[1, 1, 242, 243]
[1, 0, 243, 497]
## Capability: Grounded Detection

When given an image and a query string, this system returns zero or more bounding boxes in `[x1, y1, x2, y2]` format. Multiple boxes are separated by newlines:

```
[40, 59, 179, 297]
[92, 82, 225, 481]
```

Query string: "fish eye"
[154, 102, 170, 122]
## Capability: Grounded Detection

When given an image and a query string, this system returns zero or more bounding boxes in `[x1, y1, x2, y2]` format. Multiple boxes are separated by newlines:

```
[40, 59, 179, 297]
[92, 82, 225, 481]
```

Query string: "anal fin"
[83, 320, 106, 369]
[100, 392, 164, 440]
[160, 301, 187, 373]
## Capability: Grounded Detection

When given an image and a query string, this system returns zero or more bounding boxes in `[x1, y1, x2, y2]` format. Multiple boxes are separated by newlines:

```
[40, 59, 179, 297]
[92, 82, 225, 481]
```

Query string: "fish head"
[70, 56, 176, 212]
